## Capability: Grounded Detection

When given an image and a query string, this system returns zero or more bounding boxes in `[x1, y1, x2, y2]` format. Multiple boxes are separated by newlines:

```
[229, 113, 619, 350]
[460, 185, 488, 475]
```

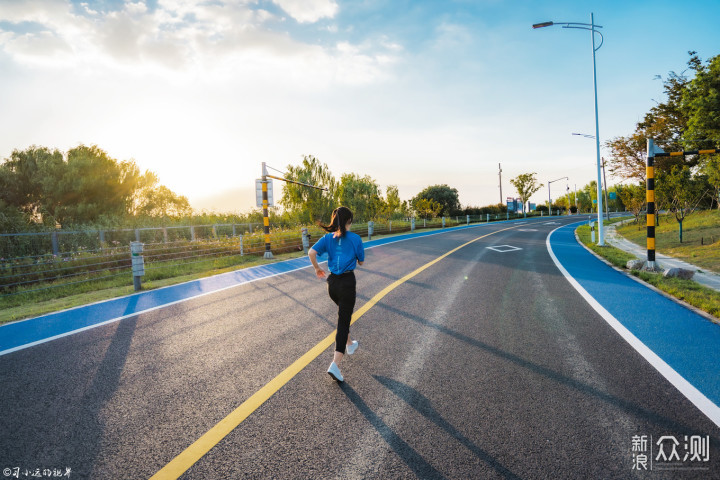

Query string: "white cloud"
[271, 0, 338, 23]
[0, 0, 394, 85]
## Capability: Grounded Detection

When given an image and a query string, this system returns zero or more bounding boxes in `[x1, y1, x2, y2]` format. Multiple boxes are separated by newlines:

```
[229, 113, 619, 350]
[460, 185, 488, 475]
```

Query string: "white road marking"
[546, 225, 720, 429]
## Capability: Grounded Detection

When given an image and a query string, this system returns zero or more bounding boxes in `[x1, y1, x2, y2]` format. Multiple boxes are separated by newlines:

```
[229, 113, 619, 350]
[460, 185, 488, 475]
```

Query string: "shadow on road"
[377, 301, 716, 439]
[339, 381, 447, 479]
[71, 300, 139, 478]
[373, 375, 522, 479]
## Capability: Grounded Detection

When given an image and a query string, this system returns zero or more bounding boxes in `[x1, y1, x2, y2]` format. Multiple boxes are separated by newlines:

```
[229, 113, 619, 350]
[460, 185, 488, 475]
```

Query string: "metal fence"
[0, 223, 262, 260]
[0, 213, 548, 302]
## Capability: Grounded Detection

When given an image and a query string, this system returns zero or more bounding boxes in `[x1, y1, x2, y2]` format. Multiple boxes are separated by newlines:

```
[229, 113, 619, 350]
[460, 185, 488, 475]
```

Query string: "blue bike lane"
[548, 221, 720, 428]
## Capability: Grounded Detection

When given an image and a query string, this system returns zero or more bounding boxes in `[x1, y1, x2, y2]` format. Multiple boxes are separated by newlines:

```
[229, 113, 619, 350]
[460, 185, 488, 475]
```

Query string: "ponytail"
[320, 206, 354, 236]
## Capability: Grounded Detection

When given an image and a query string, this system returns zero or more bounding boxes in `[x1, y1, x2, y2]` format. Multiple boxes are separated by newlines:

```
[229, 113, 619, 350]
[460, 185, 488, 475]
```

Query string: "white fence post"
[130, 241, 145, 291]
[301, 227, 309, 253]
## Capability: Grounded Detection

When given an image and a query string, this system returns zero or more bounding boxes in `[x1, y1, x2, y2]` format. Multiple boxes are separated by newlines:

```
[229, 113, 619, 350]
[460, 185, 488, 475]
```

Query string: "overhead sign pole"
[261, 162, 272, 259]
[646, 140, 658, 270]
[259, 162, 327, 259]
[645, 139, 719, 269]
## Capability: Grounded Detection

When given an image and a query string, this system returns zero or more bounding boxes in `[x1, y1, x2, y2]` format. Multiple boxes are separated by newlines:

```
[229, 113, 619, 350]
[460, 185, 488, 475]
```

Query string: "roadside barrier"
[0, 214, 543, 301]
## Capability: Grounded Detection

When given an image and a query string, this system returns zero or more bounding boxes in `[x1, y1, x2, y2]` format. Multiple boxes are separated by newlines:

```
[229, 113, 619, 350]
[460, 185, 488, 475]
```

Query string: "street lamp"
[572, 133, 610, 221]
[534, 13, 605, 245]
[548, 176, 568, 216]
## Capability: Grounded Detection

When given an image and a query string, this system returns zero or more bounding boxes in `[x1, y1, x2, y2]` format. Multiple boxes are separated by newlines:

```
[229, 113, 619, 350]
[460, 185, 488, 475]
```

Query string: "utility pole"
[566, 184, 570, 215]
[575, 184, 578, 212]
[601, 157, 610, 221]
[498, 163, 503, 205]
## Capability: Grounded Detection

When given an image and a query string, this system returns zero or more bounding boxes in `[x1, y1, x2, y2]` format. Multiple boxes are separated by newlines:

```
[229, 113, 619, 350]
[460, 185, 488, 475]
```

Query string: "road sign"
[255, 179, 273, 207]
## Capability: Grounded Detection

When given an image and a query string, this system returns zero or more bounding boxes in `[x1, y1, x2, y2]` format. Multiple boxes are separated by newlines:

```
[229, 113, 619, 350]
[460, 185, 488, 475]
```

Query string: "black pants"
[327, 271, 356, 354]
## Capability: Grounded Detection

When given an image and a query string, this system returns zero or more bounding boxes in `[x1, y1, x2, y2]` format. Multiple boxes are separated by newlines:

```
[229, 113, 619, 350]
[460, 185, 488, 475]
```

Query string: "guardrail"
[0, 213, 549, 302]
[0, 223, 261, 260]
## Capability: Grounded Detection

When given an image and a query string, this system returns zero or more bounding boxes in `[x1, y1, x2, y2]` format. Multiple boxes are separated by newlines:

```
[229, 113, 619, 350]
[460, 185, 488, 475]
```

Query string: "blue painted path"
[550, 221, 720, 409]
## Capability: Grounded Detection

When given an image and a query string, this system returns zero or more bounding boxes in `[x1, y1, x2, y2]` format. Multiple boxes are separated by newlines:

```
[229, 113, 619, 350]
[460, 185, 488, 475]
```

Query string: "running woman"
[308, 206, 365, 382]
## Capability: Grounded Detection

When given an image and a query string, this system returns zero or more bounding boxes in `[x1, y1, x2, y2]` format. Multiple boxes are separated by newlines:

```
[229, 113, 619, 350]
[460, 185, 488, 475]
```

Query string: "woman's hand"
[309, 248, 326, 279]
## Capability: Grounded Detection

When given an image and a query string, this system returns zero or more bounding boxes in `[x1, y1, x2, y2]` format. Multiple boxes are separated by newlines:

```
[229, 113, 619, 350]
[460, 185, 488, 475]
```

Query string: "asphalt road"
[1, 217, 718, 479]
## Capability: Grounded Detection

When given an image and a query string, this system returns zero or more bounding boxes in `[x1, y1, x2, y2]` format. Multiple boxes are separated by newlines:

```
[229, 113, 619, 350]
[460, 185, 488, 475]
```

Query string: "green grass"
[577, 223, 637, 269]
[616, 209, 720, 274]
[576, 216, 720, 320]
[634, 271, 720, 318]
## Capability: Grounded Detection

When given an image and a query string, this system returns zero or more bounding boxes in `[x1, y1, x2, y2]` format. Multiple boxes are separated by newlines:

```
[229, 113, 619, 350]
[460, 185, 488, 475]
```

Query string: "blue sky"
[1, 0, 719, 212]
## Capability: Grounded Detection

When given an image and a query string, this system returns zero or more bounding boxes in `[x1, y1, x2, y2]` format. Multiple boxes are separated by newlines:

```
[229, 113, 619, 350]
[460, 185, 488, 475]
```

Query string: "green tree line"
[2, 147, 546, 236]
[0, 145, 192, 232]
[279, 155, 483, 223]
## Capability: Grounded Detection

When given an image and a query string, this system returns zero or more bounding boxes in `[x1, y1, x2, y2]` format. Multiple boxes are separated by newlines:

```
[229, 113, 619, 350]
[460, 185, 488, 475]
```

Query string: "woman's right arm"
[308, 248, 327, 279]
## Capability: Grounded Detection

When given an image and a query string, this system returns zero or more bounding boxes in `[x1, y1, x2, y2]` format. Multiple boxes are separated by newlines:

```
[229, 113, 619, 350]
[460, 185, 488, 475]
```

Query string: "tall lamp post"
[572, 132, 610, 221]
[548, 176, 568, 216]
[534, 13, 605, 245]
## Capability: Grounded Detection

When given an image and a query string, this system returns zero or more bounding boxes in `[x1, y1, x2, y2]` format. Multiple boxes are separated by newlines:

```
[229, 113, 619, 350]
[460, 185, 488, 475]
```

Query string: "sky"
[1, 0, 719, 214]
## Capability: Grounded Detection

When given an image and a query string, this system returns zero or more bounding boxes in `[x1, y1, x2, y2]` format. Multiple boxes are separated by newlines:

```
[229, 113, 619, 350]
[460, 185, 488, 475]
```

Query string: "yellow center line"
[150, 225, 518, 479]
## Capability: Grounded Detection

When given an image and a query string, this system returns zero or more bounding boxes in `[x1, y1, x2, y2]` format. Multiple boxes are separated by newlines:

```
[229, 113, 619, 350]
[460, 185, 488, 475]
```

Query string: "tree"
[509, 173, 543, 217]
[337, 173, 382, 221]
[410, 185, 460, 217]
[1, 144, 196, 227]
[682, 53, 720, 150]
[657, 165, 707, 242]
[415, 198, 443, 220]
[575, 189, 592, 213]
[134, 185, 193, 218]
[384, 185, 403, 219]
[0, 146, 64, 225]
[280, 155, 337, 224]
[583, 181, 601, 213]
[605, 53, 696, 183]
[554, 195, 569, 213]
[47, 145, 142, 226]
[0, 199, 31, 233]
[616, 184, 646, 224]
[701, 155, 720, 209]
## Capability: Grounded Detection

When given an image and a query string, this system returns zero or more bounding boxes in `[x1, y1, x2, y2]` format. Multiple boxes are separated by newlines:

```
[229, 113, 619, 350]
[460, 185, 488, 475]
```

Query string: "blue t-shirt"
[311, 231, 365, 275]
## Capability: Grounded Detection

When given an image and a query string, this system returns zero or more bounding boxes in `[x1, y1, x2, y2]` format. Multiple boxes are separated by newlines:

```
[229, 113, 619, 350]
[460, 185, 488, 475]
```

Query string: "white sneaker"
[346, 340, 359, 355]
[327, 362, 344, 382]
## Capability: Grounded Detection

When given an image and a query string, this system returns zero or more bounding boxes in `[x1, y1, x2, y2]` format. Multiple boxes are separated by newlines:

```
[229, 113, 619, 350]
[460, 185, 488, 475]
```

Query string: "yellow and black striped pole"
[261, 162, 273, 259]
[259, 163, 327, 260]
[646, 139, 656, 270]
[645, 140, 720, 269]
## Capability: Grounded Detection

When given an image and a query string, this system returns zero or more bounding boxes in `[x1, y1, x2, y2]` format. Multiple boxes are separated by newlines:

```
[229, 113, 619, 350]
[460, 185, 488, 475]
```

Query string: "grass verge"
[576, 222, 720, 320]
[616, 209, 720, 274]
